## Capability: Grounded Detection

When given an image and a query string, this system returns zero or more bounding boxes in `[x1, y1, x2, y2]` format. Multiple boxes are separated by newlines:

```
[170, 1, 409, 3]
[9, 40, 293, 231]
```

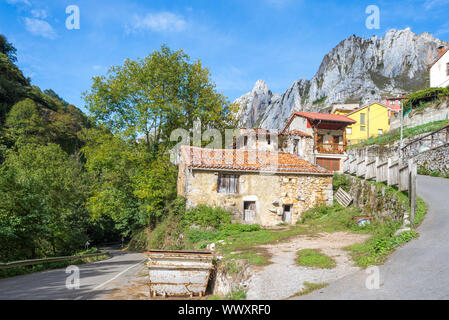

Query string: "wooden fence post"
[387, 158, 392, 186]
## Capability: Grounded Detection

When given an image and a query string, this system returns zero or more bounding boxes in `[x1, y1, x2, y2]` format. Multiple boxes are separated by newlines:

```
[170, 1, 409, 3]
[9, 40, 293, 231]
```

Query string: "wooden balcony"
[315, 143, 346, 155]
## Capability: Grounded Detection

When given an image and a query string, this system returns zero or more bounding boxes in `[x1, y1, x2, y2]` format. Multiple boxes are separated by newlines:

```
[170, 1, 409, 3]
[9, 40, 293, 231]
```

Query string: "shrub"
[403, 87, 449, 112]
[333, 174, 351, 192]
[183, 205, 232, 229]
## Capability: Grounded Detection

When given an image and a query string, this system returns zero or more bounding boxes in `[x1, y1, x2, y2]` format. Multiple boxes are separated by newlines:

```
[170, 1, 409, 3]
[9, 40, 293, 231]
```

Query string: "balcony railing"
[316, 143, 346, 154]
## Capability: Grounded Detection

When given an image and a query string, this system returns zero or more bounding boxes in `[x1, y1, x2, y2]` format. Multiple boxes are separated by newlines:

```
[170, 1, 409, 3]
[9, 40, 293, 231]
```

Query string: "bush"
[183, 205, 232, 229]
[403, 87, 449, 112]
[333, 174, 351, 192]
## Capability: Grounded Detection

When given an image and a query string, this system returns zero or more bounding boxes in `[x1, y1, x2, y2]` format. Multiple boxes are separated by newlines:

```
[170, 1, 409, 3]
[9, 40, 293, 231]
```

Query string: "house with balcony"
[281, 112, 356, 172]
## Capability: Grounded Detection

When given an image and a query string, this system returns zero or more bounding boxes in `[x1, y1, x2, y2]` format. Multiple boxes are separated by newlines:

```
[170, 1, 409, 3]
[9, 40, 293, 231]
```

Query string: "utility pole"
[399, 94, 407, 158]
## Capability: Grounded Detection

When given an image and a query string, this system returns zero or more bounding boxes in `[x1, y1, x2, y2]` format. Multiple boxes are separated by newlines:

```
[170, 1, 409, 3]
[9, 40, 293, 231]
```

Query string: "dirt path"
[245, 232, 370, 300]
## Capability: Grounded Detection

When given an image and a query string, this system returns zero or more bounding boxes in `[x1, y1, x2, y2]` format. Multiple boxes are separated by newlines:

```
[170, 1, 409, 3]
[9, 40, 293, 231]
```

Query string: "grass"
[208, 287, 247, 300]
[0, 248, 110, 279]
[226, 287, 247, 300]
[349, 120, 449, 149]
[296, 249, 336, 269]
[289, 282, 329, 298]
[418, 166, 449, 179]
[298, 179, 428, 268]
[346, 229, 418, 267]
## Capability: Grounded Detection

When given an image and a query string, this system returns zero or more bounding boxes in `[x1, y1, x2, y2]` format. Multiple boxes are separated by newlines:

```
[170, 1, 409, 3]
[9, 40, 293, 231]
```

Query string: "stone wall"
[414, 144, 449, 175]
[345, 175, 408, 222]
[390, 99, 449, 131]
[179, 168, 333, 226]
[282, 136, 315, 164]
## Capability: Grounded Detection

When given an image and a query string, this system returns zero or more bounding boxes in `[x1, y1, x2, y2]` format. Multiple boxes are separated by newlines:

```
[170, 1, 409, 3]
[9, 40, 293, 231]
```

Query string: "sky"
[1, 0, 449, 113]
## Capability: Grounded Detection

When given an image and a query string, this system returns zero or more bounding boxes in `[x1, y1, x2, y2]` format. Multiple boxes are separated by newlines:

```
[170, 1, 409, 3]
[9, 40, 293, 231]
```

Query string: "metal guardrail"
[0, 252, 110, 269]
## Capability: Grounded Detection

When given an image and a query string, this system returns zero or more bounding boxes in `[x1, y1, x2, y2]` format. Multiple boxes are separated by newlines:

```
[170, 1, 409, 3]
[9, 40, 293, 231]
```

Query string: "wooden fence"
[342, 155, 418, 226]
[402, 124, 449, 159]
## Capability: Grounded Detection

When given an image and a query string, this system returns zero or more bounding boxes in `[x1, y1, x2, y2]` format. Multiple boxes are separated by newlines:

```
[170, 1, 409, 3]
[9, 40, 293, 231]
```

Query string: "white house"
[429, 46, 449, 88]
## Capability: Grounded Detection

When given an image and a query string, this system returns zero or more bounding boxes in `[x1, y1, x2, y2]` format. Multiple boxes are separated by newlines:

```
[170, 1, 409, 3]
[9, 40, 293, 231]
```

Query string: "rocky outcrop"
[235, 28, 449, 130]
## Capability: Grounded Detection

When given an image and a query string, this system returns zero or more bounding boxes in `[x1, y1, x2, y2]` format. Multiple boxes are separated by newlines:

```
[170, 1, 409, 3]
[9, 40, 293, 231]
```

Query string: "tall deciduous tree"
[0, 143, 90, 261]
[83, 45, 236, 154]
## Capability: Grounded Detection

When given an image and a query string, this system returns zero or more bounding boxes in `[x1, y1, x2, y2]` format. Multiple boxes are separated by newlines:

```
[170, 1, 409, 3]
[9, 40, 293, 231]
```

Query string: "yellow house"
[335, 102, 391, 145]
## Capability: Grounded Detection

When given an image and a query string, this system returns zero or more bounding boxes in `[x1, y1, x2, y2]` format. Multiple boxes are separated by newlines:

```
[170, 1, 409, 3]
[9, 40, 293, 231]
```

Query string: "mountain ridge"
[235, 28, 449, 130]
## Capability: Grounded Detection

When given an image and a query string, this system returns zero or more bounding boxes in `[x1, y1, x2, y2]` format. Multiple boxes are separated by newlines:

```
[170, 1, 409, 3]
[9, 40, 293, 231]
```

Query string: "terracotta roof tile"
[180, 146, 331, 174]
[428, 48, 449, 70]
[294, 112, 357, 123]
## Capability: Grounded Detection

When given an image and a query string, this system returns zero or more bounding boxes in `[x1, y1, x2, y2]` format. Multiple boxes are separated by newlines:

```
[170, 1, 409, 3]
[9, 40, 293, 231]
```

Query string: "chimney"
[438, 45, 446, 58]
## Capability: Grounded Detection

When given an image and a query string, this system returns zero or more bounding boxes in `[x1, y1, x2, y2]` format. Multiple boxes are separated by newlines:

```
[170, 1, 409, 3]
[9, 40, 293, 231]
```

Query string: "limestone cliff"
[235, 28, 449, 130]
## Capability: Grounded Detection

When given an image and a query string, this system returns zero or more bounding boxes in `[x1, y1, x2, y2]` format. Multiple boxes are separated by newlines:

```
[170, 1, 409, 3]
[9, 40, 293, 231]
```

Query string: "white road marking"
[92, 258, 146, 291]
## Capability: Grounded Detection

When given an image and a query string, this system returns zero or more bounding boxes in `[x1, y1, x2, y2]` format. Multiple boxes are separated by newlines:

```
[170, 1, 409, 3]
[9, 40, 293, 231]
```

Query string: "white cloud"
[128, 12, 187, 33]
[6, 0, 31, 6]
[24, 17, 57, 39]
[424, 0, 449, 10]
[31, 9, 47, 19]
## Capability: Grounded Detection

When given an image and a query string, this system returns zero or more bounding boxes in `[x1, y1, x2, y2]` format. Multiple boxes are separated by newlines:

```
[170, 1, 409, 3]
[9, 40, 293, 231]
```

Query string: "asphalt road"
[296, 175, 449, 300]
[0, 248, 146, 300]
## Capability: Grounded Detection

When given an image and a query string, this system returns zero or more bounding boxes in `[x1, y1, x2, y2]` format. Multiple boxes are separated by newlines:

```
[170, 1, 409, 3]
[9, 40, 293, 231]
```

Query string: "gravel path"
[246, 232, 370, 300]
[295, 175, 449, 300]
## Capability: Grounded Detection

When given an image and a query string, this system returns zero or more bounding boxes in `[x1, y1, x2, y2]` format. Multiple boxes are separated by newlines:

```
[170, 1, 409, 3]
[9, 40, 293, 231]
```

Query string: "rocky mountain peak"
[235, 28, 449, 130]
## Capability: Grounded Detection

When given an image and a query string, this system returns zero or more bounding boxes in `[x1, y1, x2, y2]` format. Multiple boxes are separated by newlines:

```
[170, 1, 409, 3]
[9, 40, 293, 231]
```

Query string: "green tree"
[4, 98, 48, 146]
[0, 34, 17, 63]
[0, 143, 90, 261]
[83, 45, 236, 154]
[81, 128, 178, 235]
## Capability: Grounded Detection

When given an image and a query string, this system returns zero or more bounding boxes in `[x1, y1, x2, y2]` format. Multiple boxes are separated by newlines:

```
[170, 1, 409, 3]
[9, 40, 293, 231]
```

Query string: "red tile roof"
[294, 112, 357, 123]
[180, 146, 331, 175]
[428, 48, 449, 70]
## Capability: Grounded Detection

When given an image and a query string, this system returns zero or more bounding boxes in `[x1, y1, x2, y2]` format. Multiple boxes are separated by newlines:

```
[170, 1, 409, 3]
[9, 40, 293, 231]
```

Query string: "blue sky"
[1, 0, 449, 113]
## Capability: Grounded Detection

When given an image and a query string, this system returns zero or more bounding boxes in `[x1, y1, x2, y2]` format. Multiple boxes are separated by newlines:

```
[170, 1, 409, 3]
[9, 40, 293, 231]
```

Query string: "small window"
[360, 113, 366, 125]
[446, 63, 449, 76]
[267, 134, 271, 145]
[218, 174, 239, 194]
[243, 136, 248, 147]
[378, 129, 383, 135]
[346, 127, 352, 135]
[293, 139, 299, 154]
[360, 125, 366, 131]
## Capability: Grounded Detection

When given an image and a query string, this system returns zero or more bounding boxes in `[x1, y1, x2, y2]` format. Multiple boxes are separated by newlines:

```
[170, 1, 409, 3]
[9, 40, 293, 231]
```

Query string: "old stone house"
[178, 145, 333, 226]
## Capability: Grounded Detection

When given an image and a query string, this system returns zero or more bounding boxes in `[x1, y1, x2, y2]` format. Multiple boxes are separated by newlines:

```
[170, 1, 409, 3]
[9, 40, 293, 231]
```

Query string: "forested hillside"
[0, 36, 236, 262]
